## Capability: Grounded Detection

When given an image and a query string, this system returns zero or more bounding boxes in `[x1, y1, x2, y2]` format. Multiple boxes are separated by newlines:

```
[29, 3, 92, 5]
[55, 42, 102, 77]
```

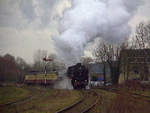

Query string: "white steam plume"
[53, 0, 142, 65]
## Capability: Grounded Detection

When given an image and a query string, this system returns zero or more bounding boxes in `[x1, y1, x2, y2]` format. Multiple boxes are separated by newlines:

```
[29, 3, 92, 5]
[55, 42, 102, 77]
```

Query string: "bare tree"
[93, 40, 127, 85]
[93, 41, 107, 85]
[16, 57, 31, 71]
[15, 57, 31, 83]
[33, 49, 48, 72]
[134, 22, 150, 80]
[81, 57, 92, 66]
[135, 22, 150, 49]
[33, 50, 65, 72]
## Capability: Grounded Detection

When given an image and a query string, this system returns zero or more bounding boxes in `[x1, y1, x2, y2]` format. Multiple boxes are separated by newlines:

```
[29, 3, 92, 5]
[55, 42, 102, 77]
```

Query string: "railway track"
[0, 87, 46, 113]
[56, 90, 99, 113]
[0, 87, 33, 107]
[0, 95, 33, 107]
[97, 87, 150, 102]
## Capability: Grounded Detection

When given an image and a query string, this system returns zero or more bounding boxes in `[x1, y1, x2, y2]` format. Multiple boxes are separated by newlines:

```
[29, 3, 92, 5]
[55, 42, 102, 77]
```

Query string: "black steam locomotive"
[67, 63, 89, 89]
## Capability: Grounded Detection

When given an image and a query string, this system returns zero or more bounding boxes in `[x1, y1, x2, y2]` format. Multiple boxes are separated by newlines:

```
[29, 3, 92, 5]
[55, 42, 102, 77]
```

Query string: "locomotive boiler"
[67, 63, 89, 89]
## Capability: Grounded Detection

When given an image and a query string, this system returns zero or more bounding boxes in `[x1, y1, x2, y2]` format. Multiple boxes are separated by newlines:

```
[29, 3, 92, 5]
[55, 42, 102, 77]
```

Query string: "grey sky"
[0, 0, 149, 63]
[129, 0, 150, 27]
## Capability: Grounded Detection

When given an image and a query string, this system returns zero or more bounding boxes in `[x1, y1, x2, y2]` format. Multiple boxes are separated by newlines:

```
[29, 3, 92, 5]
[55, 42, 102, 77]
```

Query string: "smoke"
[53, 0, 142, 65]
[54, 75, 73, 89]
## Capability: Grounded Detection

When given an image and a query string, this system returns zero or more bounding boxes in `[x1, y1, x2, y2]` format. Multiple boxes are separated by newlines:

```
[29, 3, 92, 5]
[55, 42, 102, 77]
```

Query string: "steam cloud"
[54, 76, 73, 89]
[53, 0, 141, 65]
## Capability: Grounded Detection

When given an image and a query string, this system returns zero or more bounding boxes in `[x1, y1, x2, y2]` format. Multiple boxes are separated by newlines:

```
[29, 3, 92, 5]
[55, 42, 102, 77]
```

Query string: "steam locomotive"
[67, 63, 89, 89]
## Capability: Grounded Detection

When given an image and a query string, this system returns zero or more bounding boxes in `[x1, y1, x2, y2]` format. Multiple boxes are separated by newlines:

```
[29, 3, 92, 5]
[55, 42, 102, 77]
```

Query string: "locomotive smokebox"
[67, 63, 89, 89]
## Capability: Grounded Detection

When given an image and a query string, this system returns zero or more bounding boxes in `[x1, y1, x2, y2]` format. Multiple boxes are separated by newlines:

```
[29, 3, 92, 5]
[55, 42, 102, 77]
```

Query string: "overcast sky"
[0, 0, 149, 63]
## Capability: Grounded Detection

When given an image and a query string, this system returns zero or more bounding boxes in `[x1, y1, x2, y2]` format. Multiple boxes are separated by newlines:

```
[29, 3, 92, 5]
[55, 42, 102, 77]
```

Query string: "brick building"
[119, 49, 150, 83]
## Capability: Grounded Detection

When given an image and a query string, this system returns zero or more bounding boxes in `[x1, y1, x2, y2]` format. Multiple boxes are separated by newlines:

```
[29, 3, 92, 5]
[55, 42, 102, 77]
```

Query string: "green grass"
[0, 86, 82, 113]
[0, 86, 30, 104]
[22, 90, 82, 113]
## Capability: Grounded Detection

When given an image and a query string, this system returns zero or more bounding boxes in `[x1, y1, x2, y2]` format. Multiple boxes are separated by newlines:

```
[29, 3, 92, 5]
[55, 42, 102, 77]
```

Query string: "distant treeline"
[0, 54, 31, 83]
[0, 50, 66, 83]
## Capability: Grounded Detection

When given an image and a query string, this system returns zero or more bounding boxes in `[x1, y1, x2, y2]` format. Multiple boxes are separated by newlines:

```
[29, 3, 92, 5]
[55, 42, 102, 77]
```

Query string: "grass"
[120, 87, 150, 103]
[107, 91, 150, 113]
[117, 80, 150, 100]
[113, 82, 150, 113]
[30, 89, 82, 113]
[88, 87, 150, 113]
[88, 89, 116, 113]
[79, 91, 98, 112]
[0, 86, 30, 104]
[62, 90, 98, 113]
[38, 90, 81, 113]
[0, 86, 82, 113]
[1, 85, 149, 113]
[129, 88, 150, 97]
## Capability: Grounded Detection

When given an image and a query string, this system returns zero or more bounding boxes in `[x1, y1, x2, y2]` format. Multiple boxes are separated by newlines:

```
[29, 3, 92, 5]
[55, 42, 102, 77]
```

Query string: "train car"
[24, 72, 58, 85]
[67, 63, 89, 89]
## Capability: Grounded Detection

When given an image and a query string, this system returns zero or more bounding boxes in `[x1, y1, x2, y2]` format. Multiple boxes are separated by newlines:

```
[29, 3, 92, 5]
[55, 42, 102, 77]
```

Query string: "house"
[88, 62, 110, 81]
[119, 49, 150, 83]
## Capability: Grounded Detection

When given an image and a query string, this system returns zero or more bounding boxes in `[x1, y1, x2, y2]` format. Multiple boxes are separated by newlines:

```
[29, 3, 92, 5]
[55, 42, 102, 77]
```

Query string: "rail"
[55, 90, 99, 113]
